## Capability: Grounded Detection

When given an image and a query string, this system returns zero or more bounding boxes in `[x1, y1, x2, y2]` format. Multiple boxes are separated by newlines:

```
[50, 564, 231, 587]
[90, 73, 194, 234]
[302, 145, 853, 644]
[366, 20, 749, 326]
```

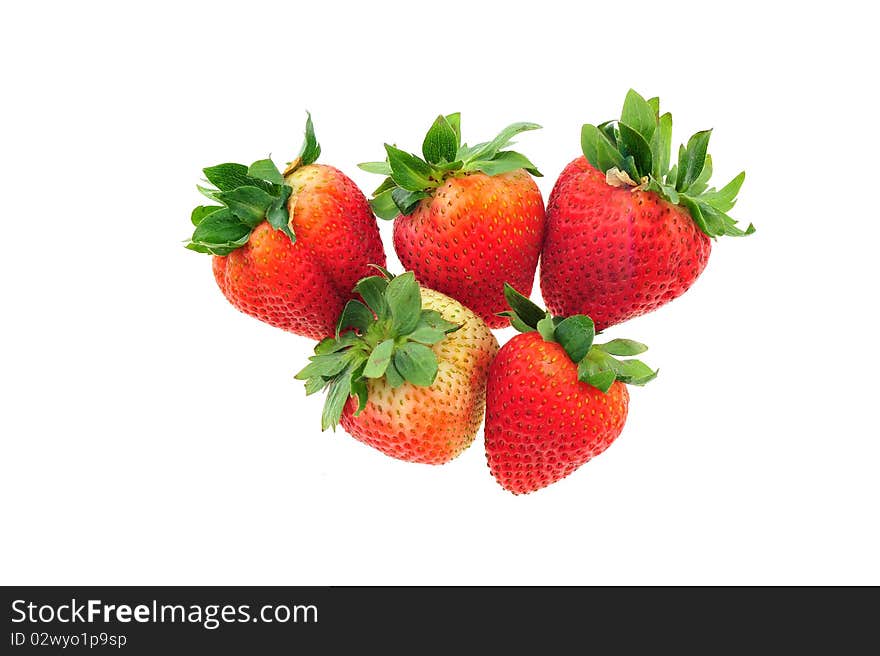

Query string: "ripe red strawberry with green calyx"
[186, 114, 386, 340]
[359, 114, 546, 328]
[296, 270, 498, 464]
[540, 90, 755, 331]
[486, 284, 657, 495]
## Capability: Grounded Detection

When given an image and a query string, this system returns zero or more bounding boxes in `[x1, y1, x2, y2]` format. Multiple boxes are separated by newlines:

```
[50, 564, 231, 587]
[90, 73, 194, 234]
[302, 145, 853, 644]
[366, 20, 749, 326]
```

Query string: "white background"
[2, 1, 878, 585]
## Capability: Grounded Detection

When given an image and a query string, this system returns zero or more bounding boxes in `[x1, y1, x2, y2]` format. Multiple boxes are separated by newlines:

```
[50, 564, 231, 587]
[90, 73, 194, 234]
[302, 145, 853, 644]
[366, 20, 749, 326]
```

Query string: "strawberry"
[359, 114, 545, 328]
[187, 115, 385, 340]
[540, 90, 754, 330]
[486, 284, 657, 494]
[296, 270, 498, 464]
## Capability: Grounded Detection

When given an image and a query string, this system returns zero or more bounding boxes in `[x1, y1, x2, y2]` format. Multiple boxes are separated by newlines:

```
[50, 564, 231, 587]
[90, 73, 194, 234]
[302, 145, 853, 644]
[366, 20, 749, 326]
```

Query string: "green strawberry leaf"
[578, 352, 617, 393]
[702, 171, 745, 212]
[610, 358, 657, 385]
[386, 272, 421, 335]
[445, 112, 462, 146]
[408, 310, 457, 345]
[437, 160, 464, 173]
[580, 124, 602, 169]
[371, 176, 397, 196]
[184, 242, 212, 254]
[497, 310, 534, 334]
[203, 163, 271, 192]
[191, 205, 223, 226]
[665, 163, 679, 189]
[393, 342, 438, 386]
[363, 338, 395, 378]
[419, 309, 459, 334]
[422, 114, 458, 164]
[469, 150, 542, 177]
[314, 332, 361, 355]
[579, 348, 644, 393]
[679, 196, 713, 235]
[197, 184, 221, 202]
[617, 122, 652, 179]
[370, 188, 400, 220]
[297, 112, 321, 167]
[621, 89, 656, 142]
[303, 376, 327, 396]
[676, 129, 712, 192]
[385, 144, 437, 192]
[189, 209, 250, 255]
[463, 122, 541, 163]
[674, 144, 688, 191]
[295, 351, 353, 381]
[359, 161, 393, 175]
[692, 199, 728, 236]
[355, 275, 389, 320]
[350, 378, 369, 415]
[321, 370, 353, 431]
[215, 185, 276, 228]
[265, 184, 294, 242]
[408, 324, 447, 345]
[391, 188, 430, 215]
[553, 315, 595, 363]
[337, 300, 375, 337]
[598, 121, 618, 147]
[537, 314, 557, 343]
[368, 264, 396, 280]
[656, 179, 679, 204]
[596, 138, 625, 174]
[384, 361, 405, 388]
[247, 158, 284, 185]
[686, 153, 713, 196]
[723, 220, 756, 237]
[503, 283, 545, 331]
[185, 238, 249, 257]
[313, 337, 338, 356]
[650, 112, 673, 179]
[596, 339, 648, 356]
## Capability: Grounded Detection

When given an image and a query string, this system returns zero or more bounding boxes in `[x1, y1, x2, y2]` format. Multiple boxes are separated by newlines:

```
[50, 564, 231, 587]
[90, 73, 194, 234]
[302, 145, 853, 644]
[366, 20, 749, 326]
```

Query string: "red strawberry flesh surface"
[393, 170, 545, 328]
[485, 332, 630, 494]
[540, 157, 711, 330]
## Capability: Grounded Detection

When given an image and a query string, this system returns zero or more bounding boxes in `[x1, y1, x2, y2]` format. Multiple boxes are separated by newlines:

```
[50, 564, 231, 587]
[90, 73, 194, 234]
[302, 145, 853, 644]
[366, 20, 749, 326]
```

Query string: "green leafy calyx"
[580, 90, 754, 239]
[359, 114, 542, 219]
[500, 284, 657, 393]
[295, 271, 460, 430]
[186, 114, 322, 256]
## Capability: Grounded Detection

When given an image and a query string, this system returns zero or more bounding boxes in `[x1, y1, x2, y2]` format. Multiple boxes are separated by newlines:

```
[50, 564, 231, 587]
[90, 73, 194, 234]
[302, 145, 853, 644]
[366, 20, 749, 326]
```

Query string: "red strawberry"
[360, 114, 545, 328]
[296, 271, 498, 464]
[486, 285, 656, 494]
[188, 115, 385, 340]
[540, 90, 753, 330]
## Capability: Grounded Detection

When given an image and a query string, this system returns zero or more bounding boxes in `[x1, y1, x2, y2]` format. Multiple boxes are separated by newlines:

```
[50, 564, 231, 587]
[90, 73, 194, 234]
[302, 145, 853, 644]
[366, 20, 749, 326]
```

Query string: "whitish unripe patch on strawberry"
[297, 272, 497, 465]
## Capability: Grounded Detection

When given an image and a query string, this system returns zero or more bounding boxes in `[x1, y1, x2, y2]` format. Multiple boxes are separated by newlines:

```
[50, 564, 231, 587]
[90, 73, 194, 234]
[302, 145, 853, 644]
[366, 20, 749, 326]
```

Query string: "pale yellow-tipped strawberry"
[296, 270, 498, 464]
